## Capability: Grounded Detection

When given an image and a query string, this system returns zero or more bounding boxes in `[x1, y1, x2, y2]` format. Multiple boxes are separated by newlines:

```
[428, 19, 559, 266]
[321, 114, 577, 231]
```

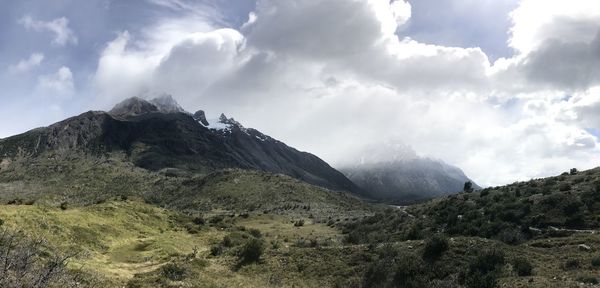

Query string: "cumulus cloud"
[8, 53, 44, 73]
[491, 0, 600, 92]
[37, 66, 75, 96]
[90, 0, 600, 186]
[19, 16, 78, 46]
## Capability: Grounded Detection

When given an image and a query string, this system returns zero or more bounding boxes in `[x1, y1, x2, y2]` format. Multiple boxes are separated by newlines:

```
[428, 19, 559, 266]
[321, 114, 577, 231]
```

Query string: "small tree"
[239, 238, 264, 265]
[512, 258, 533, 276]
[422, 234, 449, 262]
[465, 249, 506, 288]
[464, 181, 474, 193]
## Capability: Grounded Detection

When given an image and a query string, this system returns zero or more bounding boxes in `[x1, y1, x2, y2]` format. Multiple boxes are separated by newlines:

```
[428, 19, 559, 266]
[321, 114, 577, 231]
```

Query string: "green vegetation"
[239, 238, 265, 265]
[422, 234, 449, 262]
[511, 257, 533, 276]
[2, 150, 600, 287]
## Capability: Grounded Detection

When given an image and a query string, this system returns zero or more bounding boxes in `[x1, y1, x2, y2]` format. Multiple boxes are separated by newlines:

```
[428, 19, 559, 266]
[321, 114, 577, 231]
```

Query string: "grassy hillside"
[342, 167, 600, 287]
[0, 199, 375, 287]
[2, 149, 599, 287]
[0, 152, 375, 287]
[0, 152, 369, 220]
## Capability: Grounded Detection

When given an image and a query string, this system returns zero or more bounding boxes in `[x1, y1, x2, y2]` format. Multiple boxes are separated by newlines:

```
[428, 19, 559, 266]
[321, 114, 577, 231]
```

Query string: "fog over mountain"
[338, 143, 478, 203]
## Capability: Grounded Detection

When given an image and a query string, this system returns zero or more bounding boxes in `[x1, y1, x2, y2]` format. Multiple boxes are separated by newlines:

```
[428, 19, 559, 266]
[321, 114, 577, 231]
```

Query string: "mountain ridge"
[0, 96, 363, 196]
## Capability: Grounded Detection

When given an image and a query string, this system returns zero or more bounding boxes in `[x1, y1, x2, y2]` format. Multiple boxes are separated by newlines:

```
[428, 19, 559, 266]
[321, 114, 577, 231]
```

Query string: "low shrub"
[563, 259, 580, 270]
[222, 236, 233, 248]
[192, 216, 205, 225]
[591, 257, 600, 267]
[497, 227, 525, 245]
[576, 275, 599, 284]
[558, 183, 571, 192]
[465, 249, 506, 288]
[161, 263, 187, 281]
[239, 238, 264, 264]
[210, 245, 223, 256]
[249, 228, 262, 238]
[512, 258, 533, 276]
[422, 234, 449, 262]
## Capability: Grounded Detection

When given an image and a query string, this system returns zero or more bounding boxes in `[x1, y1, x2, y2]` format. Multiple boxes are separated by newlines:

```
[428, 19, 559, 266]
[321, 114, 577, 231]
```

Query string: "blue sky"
[1, 0, 599, 186]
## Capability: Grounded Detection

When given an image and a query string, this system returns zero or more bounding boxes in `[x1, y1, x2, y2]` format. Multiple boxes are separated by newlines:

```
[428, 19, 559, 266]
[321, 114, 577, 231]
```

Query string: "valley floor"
[1, 199, 599, 287]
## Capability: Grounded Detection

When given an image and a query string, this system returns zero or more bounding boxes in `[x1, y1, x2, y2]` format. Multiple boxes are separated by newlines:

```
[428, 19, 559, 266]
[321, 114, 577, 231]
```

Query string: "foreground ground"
[1, 197, 599, 287]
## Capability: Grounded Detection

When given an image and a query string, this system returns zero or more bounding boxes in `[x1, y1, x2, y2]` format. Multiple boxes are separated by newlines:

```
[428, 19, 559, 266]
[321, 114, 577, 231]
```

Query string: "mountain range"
[0, 95, 478, 203]
[0, 95, 361, 196]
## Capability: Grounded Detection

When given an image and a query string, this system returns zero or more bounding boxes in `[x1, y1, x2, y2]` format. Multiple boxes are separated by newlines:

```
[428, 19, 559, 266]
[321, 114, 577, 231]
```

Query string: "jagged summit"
[109, 97, 159, 118]
[193, 110, 209, 126]
[109, 95, 187, 118]
[150, 94, 186, 114]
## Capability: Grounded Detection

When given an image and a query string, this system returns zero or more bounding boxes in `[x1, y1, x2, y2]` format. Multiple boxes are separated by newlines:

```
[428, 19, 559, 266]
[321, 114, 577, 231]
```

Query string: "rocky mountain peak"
[150, 94, 186, 114]
[219, 113, 228, 123]
[193, 110, 209, 126]
[109, 95, 188, 118]
[109, 97, 158, 118]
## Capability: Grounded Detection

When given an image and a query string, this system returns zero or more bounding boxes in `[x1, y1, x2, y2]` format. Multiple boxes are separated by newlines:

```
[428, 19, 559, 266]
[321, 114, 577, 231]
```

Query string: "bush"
[363, 257, 395, 287]
[422, 234, 449, 262]
[576, 275, 598, 284]
[0, 229, 84, 287]
[563, 259, 580, 270]
[512, 258, 533, 276]
[470, 249, 505, 274]
[249, 228, 262, 238]
[161, 263, 187, 281]
[210, 215, 224, 224]
[497, 227, 525, 245]
[0, 218, 3, 226]
[222, 236, 233, 248]
[465, 249, 506, 288]
[192, 216, 205, 226]
[591, 257, 600, 267]
[239, 238, 264, 264]
[392, 256, 427, 288]
[210, 245, 223, 256]
[558, 183, 571, 192]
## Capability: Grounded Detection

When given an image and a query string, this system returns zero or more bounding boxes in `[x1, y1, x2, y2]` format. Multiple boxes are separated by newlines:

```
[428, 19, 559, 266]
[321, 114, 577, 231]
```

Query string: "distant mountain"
[339, 144, 478, 204]
[0, 95, 362, 195]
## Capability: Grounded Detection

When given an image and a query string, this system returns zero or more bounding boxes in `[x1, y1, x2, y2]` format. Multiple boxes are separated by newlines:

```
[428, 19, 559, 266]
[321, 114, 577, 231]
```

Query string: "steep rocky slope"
[0, 95, 361, 195]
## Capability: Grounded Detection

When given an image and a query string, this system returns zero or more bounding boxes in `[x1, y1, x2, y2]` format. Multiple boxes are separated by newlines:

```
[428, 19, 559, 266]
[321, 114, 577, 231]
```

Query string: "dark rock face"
[193, 110, 209, 126]
[0, 97, 362, 195]
[341, 158, 478, 204]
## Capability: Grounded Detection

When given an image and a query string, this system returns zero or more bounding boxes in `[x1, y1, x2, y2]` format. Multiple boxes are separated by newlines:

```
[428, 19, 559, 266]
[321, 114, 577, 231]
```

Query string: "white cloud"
[19, 16, 78, 46]
[8, 53, 44, 73]
[90, 0, 600, 186]
[390, 0, 411, 26]
[37, 66, 75, 96]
